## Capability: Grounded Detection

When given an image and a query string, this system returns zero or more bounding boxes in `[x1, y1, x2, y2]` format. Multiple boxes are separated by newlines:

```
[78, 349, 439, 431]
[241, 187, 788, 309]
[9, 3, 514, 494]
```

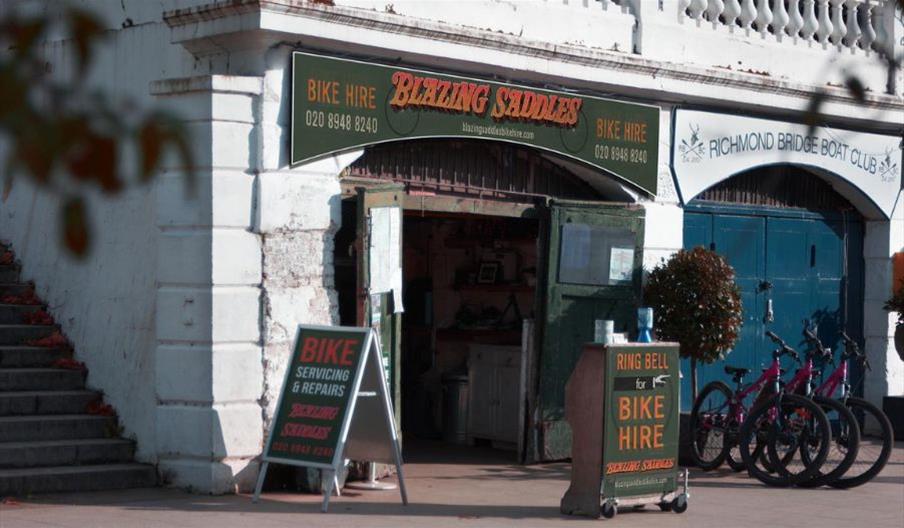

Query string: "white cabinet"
[467, 345, 522, 446]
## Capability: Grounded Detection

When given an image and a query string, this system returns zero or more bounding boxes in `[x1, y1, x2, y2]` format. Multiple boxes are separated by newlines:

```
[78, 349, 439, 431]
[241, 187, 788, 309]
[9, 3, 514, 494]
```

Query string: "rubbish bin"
[442, 372, 469, 445]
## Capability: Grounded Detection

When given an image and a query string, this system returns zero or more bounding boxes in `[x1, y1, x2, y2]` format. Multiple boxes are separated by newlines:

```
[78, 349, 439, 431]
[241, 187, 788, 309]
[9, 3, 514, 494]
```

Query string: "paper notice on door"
[369, 207, 401, 294]
[609, 247, 634, 283]
[391, 268, 404, 313]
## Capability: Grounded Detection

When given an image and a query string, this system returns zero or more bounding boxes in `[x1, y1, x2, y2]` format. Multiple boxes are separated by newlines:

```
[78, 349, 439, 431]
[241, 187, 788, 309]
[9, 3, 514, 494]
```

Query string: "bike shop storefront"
[291, 51, 661, 462]
[672, 109, 903, 408]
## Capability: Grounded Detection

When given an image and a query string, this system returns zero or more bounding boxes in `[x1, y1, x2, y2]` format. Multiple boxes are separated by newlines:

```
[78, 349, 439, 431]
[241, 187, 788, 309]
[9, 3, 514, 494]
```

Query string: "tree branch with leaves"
[0, 4, 194, 257]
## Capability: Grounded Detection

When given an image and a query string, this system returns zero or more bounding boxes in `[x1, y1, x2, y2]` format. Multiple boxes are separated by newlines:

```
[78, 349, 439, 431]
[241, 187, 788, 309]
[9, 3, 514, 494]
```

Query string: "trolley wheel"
[657, 501, 673, 512]
[671, 494, 688, 514]
[601, 501, 617, 519]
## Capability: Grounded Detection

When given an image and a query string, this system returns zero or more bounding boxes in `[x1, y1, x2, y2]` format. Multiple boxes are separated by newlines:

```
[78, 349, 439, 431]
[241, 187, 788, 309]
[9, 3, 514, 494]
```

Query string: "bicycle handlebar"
[840, 331, 870, 371]
[803, 327, 831, 361]
[765, 331, 800, 362]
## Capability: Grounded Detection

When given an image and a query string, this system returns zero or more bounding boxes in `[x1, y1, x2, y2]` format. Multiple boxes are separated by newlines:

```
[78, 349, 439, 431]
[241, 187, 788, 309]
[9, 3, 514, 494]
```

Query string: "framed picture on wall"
[477, 261, 500, 284]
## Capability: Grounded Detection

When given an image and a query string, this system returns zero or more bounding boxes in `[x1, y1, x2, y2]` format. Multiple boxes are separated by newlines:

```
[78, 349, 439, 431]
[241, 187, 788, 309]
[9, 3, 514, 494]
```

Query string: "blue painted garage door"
[680, 205, 864, 409]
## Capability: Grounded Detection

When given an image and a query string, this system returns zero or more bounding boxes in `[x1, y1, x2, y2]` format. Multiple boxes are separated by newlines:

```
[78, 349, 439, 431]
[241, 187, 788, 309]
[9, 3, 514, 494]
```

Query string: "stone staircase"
[0, 244, 156, 496]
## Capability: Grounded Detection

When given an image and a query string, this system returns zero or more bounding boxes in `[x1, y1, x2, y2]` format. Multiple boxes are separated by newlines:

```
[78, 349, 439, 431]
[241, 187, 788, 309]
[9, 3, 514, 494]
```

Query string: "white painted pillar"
[642, 107, 684, 272]
[862, 205, 904, 410]
[256, 52, 362, 431]
[151, 75, 265, 494]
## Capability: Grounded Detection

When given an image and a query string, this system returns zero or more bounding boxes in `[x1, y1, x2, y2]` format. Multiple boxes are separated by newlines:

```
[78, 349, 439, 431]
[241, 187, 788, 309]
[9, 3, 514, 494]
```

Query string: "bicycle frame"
[813, 358, 848, 400]
[727, 358, 784, 424]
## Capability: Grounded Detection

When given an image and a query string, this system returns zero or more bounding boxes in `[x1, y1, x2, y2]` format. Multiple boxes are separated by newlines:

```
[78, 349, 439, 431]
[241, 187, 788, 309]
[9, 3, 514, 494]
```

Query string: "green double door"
[535, 201, 645, 460]
[682, 205, 864, 409]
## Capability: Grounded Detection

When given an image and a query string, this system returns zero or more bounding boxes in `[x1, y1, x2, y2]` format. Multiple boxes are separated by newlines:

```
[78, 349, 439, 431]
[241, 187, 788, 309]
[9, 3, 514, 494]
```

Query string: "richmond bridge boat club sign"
[291, 51, 661, 195]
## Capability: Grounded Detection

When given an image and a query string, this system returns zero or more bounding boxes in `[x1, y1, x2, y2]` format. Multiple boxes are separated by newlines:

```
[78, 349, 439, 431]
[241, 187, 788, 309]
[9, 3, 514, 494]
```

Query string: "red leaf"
[26, 330, 70, 348]
[61, 197, 91, 257]
[66, 135, 119, 192]
[86, 401, 115, 416]
[22, 309, 54, 325]
[0, 289, 41, 305]
[51, 357, 86, 371]
[138, 120, 164, 181]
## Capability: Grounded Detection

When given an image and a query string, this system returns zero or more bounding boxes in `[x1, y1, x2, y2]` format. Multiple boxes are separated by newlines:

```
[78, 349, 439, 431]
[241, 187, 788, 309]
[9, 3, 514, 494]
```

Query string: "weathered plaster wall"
[0, 2, 207, 462]
[256, 49, 361, 433]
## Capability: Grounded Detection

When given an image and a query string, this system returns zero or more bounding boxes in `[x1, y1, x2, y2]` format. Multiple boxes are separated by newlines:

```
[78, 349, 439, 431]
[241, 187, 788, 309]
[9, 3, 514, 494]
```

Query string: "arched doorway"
[681, 165, 866, 408]
[333, 139, 645, 462]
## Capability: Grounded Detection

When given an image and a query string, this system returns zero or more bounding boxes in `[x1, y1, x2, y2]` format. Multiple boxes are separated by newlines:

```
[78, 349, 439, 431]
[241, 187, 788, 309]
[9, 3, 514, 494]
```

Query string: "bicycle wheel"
[797, 395, 860, 487]
[725, 444, 745, 472]
[829, 397, 894, 489]
[689, 381, 732, 470]
[739, 393, 831, 487]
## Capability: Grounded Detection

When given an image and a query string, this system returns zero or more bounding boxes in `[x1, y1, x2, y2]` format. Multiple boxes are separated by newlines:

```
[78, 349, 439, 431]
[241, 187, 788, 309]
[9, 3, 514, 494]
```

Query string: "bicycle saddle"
[724, 366, 750, 377]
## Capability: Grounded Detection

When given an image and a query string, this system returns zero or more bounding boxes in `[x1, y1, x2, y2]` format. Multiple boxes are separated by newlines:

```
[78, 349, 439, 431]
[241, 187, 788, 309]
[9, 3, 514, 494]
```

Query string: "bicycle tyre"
[689, 381, 733, 470]
[829, 396, 894, 489]
[725, 445, 745, 472]
[797, 395, 860, 488]
[739, 393, 831, 487]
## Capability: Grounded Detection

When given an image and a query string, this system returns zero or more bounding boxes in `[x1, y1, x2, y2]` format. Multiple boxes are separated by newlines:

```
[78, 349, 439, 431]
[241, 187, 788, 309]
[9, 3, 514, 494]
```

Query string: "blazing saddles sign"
[673, 110, 903, 218]
[292, 52, 661, 195]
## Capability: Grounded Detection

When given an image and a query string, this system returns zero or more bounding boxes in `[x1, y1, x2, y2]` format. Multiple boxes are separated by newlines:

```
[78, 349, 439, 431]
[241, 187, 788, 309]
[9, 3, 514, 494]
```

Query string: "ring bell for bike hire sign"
[252, 325, 407, 513]
[291, 52, 661, 195]
[603, 344, 680, 499]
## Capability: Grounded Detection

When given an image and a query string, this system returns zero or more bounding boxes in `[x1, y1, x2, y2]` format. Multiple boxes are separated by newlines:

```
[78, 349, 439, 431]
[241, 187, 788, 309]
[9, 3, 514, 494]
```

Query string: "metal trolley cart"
[561, 343, 686, 520]
[600, 467, 689, 519]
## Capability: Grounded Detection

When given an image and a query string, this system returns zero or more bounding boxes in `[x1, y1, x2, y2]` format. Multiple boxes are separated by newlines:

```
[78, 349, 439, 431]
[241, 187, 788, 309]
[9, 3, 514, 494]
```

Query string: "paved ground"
[1, 441, 902, 528]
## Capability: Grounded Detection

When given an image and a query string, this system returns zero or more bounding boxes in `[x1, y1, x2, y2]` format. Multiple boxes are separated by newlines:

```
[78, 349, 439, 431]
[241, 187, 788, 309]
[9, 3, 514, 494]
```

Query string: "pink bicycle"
[809, 331, 894, 488]
[690, 331, 832, 486]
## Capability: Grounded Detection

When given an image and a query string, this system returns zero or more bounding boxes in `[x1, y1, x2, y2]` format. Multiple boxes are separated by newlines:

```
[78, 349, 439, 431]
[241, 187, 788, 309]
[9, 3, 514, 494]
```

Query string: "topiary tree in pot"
[644, 247, 743, 401]
[883, 280, 904, 362]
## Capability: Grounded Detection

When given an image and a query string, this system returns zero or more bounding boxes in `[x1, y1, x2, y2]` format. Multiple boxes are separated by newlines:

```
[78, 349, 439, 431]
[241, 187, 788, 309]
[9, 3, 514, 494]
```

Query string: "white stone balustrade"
[677, 0, 891, 52]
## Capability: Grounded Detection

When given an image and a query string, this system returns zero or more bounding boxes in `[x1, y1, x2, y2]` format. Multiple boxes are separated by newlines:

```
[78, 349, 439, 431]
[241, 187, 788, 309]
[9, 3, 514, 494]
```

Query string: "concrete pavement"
[1, 441, 902, 528]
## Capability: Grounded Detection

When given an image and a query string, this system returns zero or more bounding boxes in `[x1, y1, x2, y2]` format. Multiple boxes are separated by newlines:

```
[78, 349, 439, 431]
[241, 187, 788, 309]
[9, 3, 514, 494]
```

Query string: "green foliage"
[883, 280, 904, 325]
[643, 247, 743, 364]
[0, 5, 194, 257]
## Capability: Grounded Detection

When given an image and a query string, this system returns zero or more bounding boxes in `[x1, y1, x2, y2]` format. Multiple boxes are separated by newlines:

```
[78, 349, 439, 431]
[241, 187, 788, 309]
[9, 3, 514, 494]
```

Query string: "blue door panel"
[683, 213, 711, 250]
[681, 207, 863, 410]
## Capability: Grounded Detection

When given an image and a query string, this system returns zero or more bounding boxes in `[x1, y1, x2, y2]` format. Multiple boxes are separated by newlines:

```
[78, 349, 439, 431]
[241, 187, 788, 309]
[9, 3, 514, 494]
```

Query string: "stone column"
[151, 75, 265, 493]
[863, 209, 904, 410]
[256, 51, 362, 431]
[643, 107, 684, 272]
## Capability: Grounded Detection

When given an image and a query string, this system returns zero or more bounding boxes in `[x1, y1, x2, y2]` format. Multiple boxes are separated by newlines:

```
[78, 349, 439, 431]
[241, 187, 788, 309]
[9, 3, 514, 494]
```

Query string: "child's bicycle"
[690, 331, 832, 486]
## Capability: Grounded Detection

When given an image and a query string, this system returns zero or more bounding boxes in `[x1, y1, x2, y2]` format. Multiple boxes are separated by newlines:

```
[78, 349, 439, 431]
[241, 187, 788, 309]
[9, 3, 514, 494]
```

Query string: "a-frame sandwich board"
[252, 325, 407, 512]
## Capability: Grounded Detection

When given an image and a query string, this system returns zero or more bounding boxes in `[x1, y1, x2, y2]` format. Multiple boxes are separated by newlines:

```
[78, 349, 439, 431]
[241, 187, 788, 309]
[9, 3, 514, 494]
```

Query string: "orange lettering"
[389, 71, 414, 107]
[618, 396, 631, 421]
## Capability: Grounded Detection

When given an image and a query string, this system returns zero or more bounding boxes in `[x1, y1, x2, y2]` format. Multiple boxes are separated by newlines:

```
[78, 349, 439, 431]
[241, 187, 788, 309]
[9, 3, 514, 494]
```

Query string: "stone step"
[0, 304, 42, 324]
[0, 282, 32, 297]
[0, 265, 19, 283]
[0, 368, 85, 391]
[0, 347, 69, 368]
[0, 463, 156, 495]
[0, 390, 101, 415]
[0, 438, 135, 469]
[0, 325, 56, 345]
[0, 414, 116, 442]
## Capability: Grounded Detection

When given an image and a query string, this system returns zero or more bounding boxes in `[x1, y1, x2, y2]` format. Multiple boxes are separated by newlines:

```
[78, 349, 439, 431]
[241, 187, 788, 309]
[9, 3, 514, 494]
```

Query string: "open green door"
[356, 184, 404, 427]
[535, 200, 645, 460]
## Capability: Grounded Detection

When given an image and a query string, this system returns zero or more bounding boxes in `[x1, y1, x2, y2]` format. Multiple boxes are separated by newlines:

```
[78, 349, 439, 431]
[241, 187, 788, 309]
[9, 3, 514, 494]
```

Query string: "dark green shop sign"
[292, 52, 660, 195]
[603, 344, 679, 498]
[264, 326, 368, 467]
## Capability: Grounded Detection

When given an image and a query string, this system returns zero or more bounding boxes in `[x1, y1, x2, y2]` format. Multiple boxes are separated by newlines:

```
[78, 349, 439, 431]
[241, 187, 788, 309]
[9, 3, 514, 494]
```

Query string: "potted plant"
[643, 247, 743, 401]
[883, 280, 904, 362]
